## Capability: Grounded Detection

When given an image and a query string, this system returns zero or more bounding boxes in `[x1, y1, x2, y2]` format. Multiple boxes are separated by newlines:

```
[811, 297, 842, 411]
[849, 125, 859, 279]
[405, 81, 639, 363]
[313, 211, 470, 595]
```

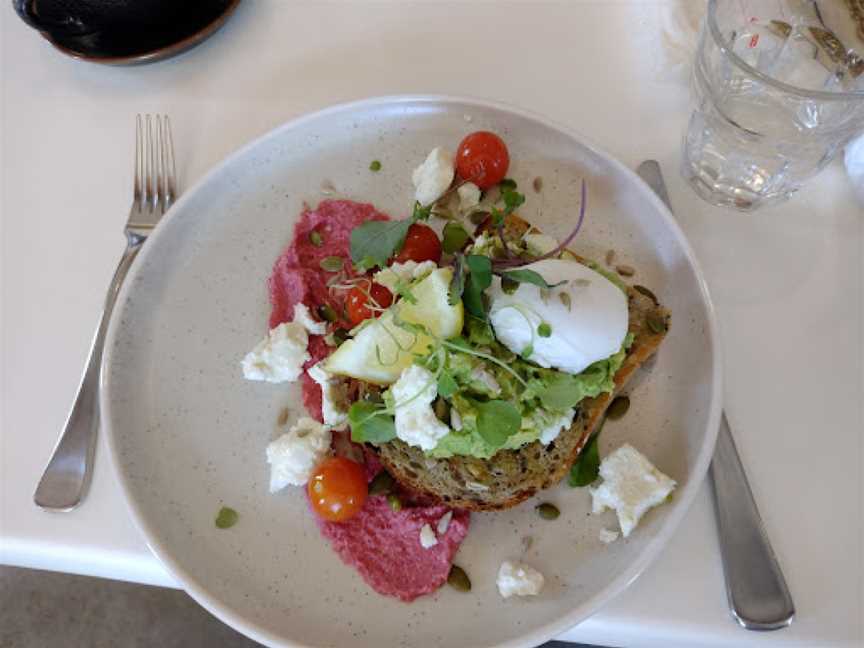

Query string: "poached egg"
[488, 258, 628, 375]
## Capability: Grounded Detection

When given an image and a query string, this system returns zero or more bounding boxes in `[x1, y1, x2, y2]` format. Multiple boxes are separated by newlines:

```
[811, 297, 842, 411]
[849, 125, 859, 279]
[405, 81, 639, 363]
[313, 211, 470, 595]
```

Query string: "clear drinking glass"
[683, 0, 864, 211]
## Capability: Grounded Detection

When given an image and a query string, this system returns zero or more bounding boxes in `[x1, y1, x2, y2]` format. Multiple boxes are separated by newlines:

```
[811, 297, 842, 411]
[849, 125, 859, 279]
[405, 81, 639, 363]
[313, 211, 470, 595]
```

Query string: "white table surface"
[1, 2, 861, 647]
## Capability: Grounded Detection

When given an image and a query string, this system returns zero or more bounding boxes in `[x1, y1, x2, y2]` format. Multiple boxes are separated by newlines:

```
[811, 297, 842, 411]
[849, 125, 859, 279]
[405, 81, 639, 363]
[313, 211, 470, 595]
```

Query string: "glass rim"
[706, 0, 864, 101]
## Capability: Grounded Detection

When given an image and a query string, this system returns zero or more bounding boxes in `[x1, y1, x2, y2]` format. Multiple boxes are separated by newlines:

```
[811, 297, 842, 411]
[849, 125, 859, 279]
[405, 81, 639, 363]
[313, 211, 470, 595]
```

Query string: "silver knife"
[636, 160, 795, 631]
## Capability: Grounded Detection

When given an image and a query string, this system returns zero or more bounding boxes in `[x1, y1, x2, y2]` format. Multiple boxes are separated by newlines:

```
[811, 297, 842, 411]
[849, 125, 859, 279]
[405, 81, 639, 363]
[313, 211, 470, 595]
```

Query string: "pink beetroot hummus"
[267, 199, 470, 602]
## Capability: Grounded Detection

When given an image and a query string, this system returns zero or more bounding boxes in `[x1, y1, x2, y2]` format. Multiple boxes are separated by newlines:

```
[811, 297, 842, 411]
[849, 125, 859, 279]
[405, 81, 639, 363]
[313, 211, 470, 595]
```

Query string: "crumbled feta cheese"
[599, 528, 620, 544]
[412, 147, 454, 206]
[306, 363, 349, 429]
[266, 417, 331, 491]
[496, 560, 545, 598]
[590, 444, 676, 538]
[457, 182, 481, 215]
[538, 408, 576, 445]
[373, 260, 437, 293]
[419, 523, 438, 549]
[437, 511, 453, 535]
[450, 407, 463, 431]
[469, 366, 501, 395]
[391, 365, 451, 451]
[293, 303, 327, 335]
[241, 322, 309, 383]
[523, 233, 559, 257]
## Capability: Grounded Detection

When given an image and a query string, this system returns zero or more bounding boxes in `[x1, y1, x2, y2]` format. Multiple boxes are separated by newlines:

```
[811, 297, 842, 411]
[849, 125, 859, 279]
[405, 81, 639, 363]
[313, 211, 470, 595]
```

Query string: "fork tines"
[134, 114, 176, 214]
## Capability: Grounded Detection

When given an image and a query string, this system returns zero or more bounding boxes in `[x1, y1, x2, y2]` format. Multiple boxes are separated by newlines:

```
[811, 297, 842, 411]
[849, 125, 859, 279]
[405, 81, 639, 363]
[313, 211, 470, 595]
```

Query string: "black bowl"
[13, 0, 242, 65]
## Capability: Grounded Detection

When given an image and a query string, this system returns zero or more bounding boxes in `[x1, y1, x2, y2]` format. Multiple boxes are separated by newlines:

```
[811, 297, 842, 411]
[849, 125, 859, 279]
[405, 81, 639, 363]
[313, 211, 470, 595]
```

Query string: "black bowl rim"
[37, 0, 242, 66]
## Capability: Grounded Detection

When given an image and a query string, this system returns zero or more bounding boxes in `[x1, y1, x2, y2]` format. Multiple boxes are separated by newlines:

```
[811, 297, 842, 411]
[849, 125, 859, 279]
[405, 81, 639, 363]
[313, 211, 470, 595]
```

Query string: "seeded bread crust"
[374, 215, 670, 511]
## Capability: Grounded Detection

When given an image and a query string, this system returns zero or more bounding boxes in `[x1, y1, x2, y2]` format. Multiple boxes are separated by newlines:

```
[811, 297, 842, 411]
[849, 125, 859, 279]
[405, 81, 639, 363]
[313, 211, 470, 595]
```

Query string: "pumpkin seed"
[317, 304, 339, 322]
[535, 502, 560, 520]
[616, 264, 635, 277]
[532, 176, 543, 193]
[634, 284, 658, 305]
[309, 230, 324, 247]
[387, 494, 402, 512]
[369, 159, 382, 172]
[647, 313, 667, 334]
[606, 395, 630, 420]
[447, 565, 471, 592]
[537, 322, 552, 338]
[320, 256, 344, 272]
[333, 328, 350, 345]
[368, 471, 395, 496]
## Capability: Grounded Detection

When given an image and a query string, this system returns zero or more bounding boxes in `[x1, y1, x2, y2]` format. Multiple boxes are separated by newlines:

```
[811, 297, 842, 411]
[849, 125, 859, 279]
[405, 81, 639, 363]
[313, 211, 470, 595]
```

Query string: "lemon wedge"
[324, 268, 463, 384]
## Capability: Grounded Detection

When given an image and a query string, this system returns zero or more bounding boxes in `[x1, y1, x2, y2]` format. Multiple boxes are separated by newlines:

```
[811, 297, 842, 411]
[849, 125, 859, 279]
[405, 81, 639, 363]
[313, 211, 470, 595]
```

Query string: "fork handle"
[34, 241, 142, 511]
[710, 413, 795, 630]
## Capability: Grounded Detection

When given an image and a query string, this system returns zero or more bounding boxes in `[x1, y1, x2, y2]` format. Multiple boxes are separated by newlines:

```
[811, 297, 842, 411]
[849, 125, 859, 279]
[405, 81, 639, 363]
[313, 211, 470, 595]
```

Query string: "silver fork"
[34, 115, 177, 511]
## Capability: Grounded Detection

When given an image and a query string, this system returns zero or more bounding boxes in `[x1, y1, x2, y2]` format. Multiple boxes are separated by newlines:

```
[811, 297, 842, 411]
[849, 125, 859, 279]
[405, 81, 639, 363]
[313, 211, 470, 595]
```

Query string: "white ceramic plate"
[103, 96, 722, 648]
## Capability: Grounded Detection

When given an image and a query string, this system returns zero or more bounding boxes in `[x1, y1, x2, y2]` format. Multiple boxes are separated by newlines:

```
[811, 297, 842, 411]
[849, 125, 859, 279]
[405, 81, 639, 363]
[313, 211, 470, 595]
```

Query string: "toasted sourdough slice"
[375, 214, 670, 511]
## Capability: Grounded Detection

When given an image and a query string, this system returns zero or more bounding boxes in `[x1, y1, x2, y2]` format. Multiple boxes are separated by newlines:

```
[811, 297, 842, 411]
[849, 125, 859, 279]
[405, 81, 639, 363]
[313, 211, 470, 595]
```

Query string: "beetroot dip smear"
[267, 199, 471, 601]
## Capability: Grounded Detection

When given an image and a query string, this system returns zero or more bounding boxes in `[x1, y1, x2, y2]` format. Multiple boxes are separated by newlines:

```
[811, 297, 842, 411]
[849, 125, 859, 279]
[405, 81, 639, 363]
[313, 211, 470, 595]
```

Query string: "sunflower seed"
[616, 264, 635, 277]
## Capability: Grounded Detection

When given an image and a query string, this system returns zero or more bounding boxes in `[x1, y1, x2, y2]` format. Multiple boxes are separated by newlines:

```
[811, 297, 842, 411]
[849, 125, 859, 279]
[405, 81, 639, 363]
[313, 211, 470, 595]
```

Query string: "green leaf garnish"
[437, 371, 457, 398]
[489, 186, 525, 227]
[475, 400, 521, 448]
[569, 429, 601, 487]
[348, 401, 396, 443]
[412, 201, 433, 221]
[536, 373, 583, 410]
[501, 276, 519, 294]
[215, 507, 238, 529]
[463, 254, 492, 319]
[369, 160, 382, 172]
[449, 254, 466, 306]
[442, 222, 471, 254]
[350, 220, 413, 271]
[394, 279, 418, 305]
[498, 178, 517, 190]
[537, 322, 552, 338]
[498, 269, 565, 290]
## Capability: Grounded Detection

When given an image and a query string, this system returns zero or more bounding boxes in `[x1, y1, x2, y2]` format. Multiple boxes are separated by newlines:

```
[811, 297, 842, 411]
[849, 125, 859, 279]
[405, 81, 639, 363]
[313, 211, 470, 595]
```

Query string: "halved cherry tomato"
[455, 131, 510, 190]
[395, 223, 442, 264]
[308, 456, 368, 522]
[346, 282, 393, 326]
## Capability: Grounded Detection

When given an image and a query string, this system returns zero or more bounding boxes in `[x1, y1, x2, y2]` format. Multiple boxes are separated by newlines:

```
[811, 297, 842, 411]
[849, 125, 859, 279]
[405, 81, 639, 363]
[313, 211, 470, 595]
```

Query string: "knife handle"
[710, 413, 795, 630]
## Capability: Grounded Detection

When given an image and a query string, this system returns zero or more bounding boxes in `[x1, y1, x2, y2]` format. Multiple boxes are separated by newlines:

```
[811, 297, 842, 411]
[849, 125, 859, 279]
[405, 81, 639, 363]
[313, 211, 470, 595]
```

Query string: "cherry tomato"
[308, 456, 368, 522]
[346, 282, 393, 326]
[455, 131, 510, 190]
[395, 223, 442, 264]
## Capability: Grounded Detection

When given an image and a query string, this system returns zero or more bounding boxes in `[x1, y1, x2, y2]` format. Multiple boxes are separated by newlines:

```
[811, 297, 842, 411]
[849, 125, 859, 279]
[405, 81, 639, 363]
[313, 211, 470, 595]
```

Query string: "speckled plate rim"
[101, 94, 723, 648]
